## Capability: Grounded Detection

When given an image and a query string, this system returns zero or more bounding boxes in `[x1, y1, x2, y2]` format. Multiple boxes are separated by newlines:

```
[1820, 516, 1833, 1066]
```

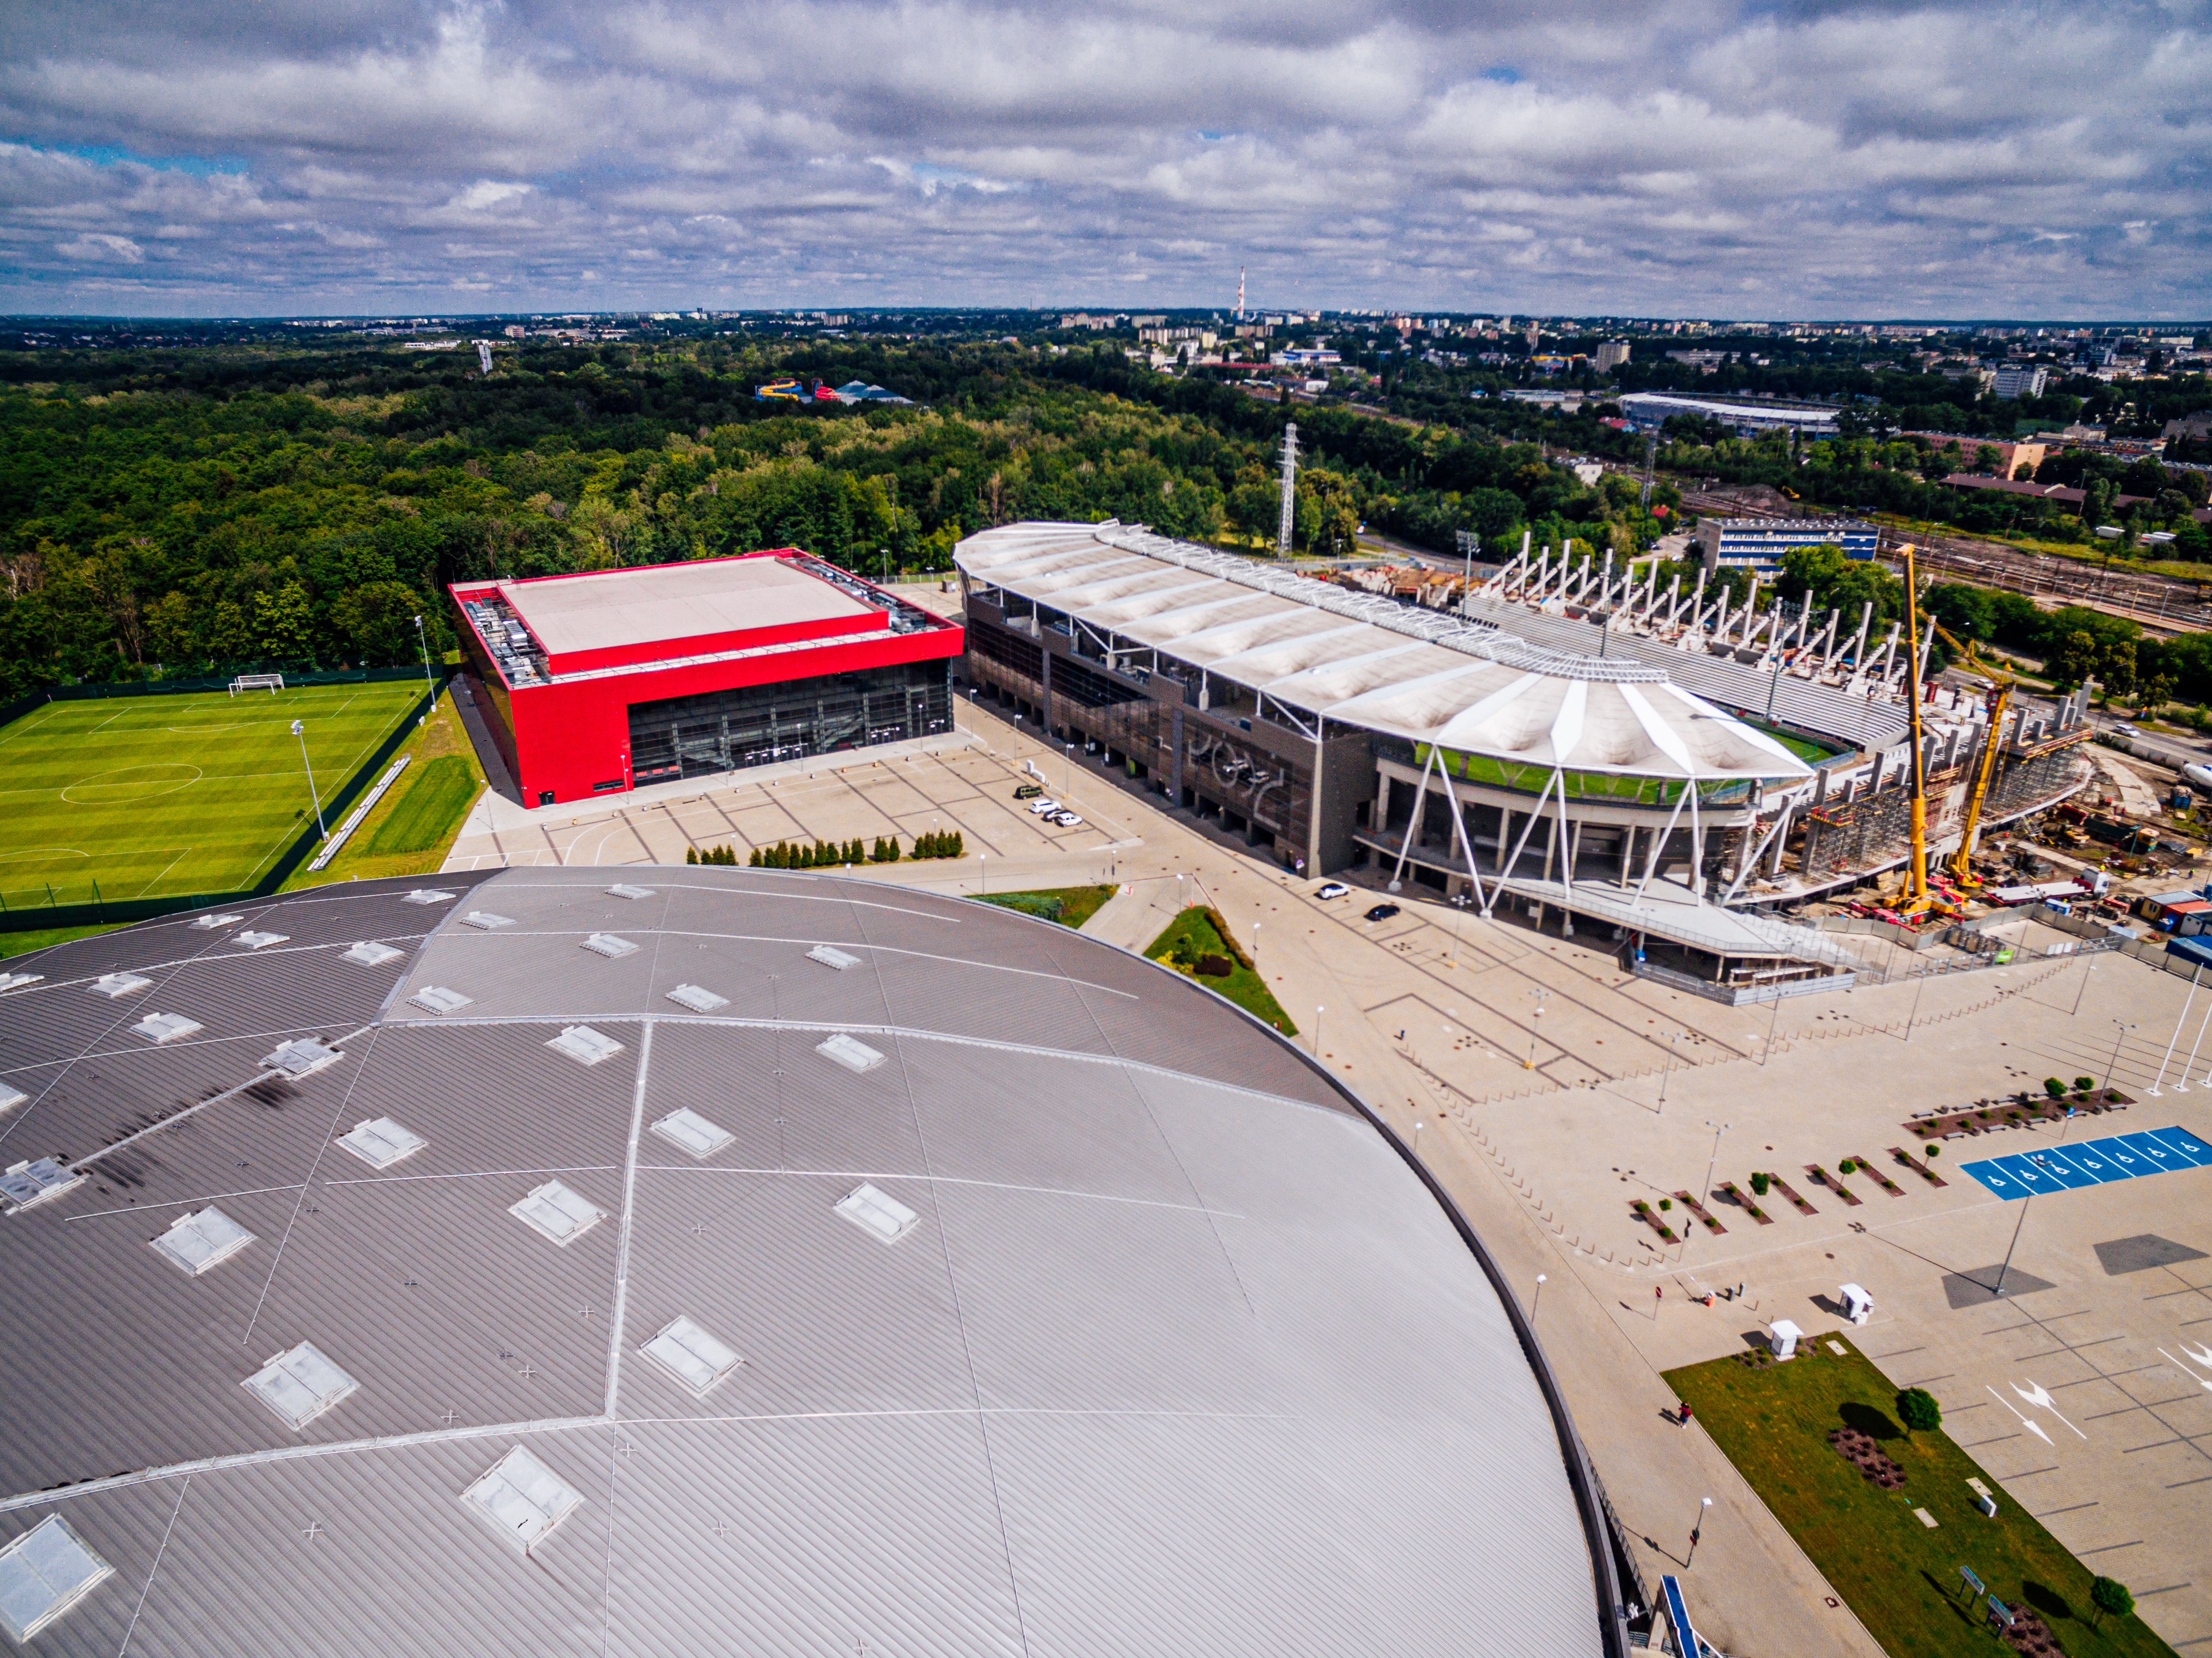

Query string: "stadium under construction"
[955, 523, 2093, 994]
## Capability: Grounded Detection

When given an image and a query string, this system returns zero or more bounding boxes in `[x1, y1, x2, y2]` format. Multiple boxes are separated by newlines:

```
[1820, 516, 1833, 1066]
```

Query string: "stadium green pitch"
[0, 682, 425, 909]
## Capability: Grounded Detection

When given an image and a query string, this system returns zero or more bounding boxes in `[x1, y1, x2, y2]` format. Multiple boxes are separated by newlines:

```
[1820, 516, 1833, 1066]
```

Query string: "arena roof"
[957, 523, 1814, 784]
[0, 871, 1611, 1657]
[498, 554, 874, 665]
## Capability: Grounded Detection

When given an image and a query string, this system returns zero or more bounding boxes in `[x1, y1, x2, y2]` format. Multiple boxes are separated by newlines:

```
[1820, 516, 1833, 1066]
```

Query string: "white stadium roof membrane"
[957, 523, 1815, 784]
[0, 870, 1617, 1657]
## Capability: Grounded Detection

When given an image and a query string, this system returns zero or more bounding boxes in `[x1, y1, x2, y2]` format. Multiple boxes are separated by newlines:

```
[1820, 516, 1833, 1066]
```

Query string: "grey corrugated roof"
[0, 868, 1608, 1658]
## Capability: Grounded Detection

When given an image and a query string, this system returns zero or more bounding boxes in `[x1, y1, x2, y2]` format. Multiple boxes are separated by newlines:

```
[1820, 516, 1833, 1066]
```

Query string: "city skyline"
[1, 0, 2208, 319]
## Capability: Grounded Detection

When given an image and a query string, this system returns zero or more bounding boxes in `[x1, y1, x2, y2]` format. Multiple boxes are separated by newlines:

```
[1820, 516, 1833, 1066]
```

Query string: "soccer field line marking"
[138, 846, 193, 898]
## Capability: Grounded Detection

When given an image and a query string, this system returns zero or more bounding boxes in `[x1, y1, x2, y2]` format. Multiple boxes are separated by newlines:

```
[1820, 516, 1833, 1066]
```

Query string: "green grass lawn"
[1666, 1336, 2177, 1658]
[0, 681, 422, 910]
[285, 688, 487, 889]
[977, 884, 1117, 930]
[1144, 905, 1298, 1035]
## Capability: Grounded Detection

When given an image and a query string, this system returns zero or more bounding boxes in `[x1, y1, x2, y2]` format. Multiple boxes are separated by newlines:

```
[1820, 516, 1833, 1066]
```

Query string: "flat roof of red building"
[498, 555, 874, 659]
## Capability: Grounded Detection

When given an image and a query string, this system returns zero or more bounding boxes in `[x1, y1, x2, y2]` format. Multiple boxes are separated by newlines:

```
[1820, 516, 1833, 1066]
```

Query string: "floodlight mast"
[1897, 541, 1934, 916]
[1277, 422, 1299, 557]
[291, 719, 327, 838]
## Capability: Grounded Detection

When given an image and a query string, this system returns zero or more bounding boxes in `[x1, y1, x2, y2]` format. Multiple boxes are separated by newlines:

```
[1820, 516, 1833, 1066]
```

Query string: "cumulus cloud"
[0, 0, 2205, 315]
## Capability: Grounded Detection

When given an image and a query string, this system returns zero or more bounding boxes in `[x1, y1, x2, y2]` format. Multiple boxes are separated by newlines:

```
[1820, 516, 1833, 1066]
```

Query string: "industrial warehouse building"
[452, 552, 962, 806]
[956, 521, 2091, 988]
[0, 872, 1620, 1656]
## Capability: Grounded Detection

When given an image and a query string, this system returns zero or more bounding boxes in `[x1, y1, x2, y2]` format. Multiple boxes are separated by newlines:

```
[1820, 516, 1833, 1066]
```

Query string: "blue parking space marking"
[1959, 1127, 2211, 1200]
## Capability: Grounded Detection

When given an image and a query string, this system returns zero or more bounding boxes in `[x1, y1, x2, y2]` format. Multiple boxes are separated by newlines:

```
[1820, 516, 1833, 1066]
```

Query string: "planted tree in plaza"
[2091, 1576, 2134, 1629]
[1896, 1387, 1942, 1439]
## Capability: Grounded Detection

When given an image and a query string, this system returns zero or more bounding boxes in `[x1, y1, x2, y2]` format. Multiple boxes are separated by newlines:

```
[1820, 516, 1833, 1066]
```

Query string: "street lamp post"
[1686, 1497, 1713, 1568]
[1995, 1104, 2081, 1298]
[1701, 1121, 1730, 1209]
[291, 720, 326, 838]
[412, 613, 434, 691]
[2107, 1019, 2136, 1091]
[1657, 1030, 1681, 1112]
[1525, 986, 1548, 1069]
[1532, 1273, 1547, 1319]
[1315, 1004, 1324, 1054]
[2072, 959, 2096, 1018]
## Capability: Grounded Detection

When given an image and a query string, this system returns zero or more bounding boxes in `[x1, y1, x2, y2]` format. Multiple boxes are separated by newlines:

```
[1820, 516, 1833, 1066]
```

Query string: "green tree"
[252, 581, 318, 663]
[1896, 1387, 1942, 1438]
[2050, 630, 2102, 690]
[330, 580, 428, 666]
[2090, 1576, 2134, 1628]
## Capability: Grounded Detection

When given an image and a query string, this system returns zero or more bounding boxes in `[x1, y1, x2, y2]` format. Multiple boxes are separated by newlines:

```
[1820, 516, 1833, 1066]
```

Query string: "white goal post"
[229, 674, 285, 697]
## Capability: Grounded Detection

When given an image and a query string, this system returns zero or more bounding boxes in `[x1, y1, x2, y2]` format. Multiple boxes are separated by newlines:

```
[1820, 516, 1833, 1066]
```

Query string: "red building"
[452, 551, 962, 807]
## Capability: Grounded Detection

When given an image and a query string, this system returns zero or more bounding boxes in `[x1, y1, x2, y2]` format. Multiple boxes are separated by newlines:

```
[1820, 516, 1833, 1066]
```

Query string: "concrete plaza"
[446, 680, 2212, 1658]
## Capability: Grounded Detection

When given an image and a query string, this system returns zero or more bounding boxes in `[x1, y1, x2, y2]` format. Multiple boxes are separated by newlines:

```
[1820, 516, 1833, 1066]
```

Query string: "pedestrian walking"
[1679, 1401, 1694, 1427]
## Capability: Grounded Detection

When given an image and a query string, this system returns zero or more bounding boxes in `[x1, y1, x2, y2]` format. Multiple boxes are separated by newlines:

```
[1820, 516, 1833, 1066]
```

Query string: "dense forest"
[0, 337, 1672, 694]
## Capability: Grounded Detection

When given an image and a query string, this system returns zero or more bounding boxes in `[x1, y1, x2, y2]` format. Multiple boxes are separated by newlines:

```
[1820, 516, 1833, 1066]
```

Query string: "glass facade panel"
[628, 660, 951, 782]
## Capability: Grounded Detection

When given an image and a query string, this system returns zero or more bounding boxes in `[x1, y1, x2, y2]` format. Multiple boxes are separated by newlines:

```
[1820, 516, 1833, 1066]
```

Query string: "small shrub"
[1750, 1170, 1771, 1196]
[2074, 1075, 2096, 1093]
[1926, 1145, 1940, 1159]
[2044, 1076, 2068, 1099]
[1658, 1198, 1673, 1211]
[1837, 1158, 1856, 1174]
[1897, 1386, 1942, 1437]
[2091, 1576, 2136, 1628]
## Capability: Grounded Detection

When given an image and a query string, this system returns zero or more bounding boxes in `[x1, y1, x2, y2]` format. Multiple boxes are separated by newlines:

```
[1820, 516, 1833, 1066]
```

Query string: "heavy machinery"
[1927, 617, 2019, 889]
[1894, 543, 1939, 917]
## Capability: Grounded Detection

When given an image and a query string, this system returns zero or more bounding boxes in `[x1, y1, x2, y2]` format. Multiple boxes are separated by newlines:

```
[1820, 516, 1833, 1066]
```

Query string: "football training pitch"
[0, 682, 424, 909]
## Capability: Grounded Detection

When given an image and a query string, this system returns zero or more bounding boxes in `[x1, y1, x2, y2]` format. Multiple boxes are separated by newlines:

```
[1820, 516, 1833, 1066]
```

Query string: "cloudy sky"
[2, 0, 2208, 319]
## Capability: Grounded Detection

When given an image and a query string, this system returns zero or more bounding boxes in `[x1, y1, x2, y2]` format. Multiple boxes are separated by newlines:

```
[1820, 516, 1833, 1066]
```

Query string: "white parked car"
[1049, 811, 1083, 827]
[1315, 882, 1350, 900]
[1026, 798, 1061, 816]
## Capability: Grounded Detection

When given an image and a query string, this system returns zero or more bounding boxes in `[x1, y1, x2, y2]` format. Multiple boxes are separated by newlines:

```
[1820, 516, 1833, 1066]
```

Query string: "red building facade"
[452, 551, 962, 807]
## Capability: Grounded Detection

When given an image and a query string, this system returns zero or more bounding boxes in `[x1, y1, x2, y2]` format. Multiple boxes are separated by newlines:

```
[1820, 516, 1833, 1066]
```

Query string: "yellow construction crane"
[1896, 543, 1936, 916]
[1928, 618, 2017, 889]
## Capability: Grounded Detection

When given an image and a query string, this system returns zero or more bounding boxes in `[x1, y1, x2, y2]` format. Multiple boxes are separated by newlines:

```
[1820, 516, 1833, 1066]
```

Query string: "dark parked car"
[1364, 903, 1401, 922]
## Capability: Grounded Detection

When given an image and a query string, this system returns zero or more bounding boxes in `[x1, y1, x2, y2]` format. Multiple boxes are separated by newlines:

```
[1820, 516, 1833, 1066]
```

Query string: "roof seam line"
[371, 1014, 1354, 1118]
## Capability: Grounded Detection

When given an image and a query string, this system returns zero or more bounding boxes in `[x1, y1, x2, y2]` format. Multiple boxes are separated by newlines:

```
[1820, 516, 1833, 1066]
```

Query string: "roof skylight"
[807, 944, 862, 971]
[262, 1038, 341, 1078]
[0, 1158, 81, 1211]
[233, 931, 288, 950]
[0, 1516, 114, 1642]
[650, 1108, 734, 1159]
[461, 1447, 583, 1553]
[0, 1082, 24, 1115]
[404, 888, 456, 905]
[343, 941, 403, 966]
[130, 1012, 203, 1045]
[816, 1032, 885, 1074]
[335, 1117, 427, 1169]
[407, 985, 473, 1015]
[639, 1314, 743, 1396]
[607, 883, 656, 900]
[242, 1340, 358, 1430]
[665, 983, 728, 1014]
[91, 972, 150, 999]
[0, 972, 42, 992]
[460, 911, 515, 930]
[191, 913, 245, 930]
[580, 933, 638, 959]
[546, 1025, 623, 1066]
[835, 1182, 919, 1245]
[509, 1179, 606, 1245]
[149, 1206, 255, 1276]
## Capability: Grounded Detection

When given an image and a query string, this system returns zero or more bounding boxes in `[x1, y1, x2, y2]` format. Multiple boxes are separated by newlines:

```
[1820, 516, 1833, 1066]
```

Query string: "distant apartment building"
[1594, 340, 1630, 371]
[1523, 320, 1540, 352]
[1991, 364, 2050, 400]
[1665, 350, 1727, 372]
[1938, 361, 1995, 392]
[1902, 431, 2046, 479]
[1272, 347, 1341, 367]
[1693, 517, 1880, 576]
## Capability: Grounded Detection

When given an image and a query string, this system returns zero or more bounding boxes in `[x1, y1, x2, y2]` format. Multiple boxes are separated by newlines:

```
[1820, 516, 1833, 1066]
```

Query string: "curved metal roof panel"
[0, 870, 1609, 1658]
